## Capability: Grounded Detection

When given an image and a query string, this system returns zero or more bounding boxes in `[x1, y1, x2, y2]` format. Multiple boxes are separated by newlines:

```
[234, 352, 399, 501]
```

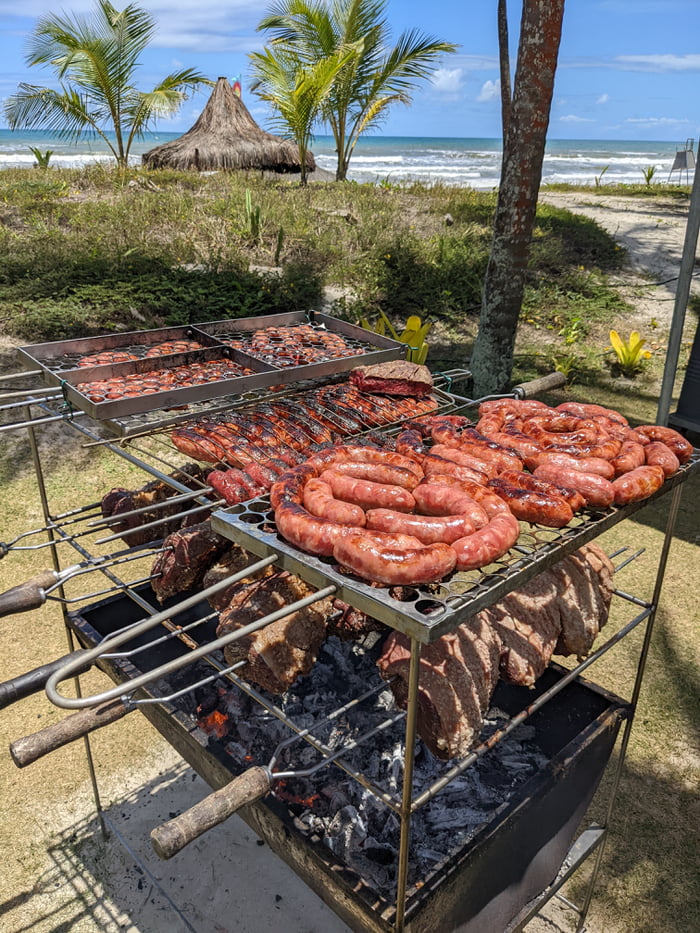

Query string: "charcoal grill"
[0, 350, 697, 933]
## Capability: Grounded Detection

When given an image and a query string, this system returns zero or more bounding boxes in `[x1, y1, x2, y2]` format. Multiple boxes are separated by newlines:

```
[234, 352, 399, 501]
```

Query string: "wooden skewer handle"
[512, 372, 567, 398]
[0, 571, 58, 618]
[150, 766, 272, 860]
[9, 698, 130, 767]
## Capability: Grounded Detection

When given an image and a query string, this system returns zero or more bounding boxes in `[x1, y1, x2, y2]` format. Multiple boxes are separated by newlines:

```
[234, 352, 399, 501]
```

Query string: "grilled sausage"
[524, 449, 616, 479]
[333, 532, 456, 586]
[611, 465, 665, 505]
[430, 445, 499, 480]
[420, 474, 512, 518]
[302, 479, 366, 526]
[274, 501, 355, 557]
[319, 470, 416, 512]
[451, 513, 521, 571]
[496, 470, 587, 513]
[643, 441, 680, 477]
[412, 483, 489, 529]
[488, 478, 573, 528]
[326, 459, 422, 490]
[532, 464, 615, 508]
[365, 508, 475, 545]
[635, 425, 693, 464]
[308, 445, 423, 480]
[610, 440, 647, 477]
[422, 454, 488, 486]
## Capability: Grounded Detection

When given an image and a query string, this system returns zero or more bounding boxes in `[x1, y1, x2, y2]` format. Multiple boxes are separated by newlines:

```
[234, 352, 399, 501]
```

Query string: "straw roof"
[142, 77, 315, 173]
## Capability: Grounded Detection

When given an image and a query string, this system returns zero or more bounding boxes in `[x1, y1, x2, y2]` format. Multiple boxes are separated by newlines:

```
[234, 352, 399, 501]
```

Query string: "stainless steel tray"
[211, 454, 699, 643]
[18, 312, 405, 422]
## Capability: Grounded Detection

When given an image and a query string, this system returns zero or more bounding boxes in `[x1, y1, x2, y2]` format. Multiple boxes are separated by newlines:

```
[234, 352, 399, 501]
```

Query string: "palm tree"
[250, 45, 354, 185]
[256, 0, 456, 181]
[3, 0, 211, 169]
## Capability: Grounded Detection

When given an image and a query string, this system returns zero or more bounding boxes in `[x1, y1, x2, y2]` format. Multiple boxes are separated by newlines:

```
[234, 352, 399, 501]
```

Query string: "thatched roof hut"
[142, 77, 315, 174]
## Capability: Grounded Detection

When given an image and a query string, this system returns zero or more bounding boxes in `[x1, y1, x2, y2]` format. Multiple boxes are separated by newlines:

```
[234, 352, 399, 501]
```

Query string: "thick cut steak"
[377, 617, 500, 760]
[554, 542, 614, 657]
[217, 571, 333, 694]
[350, 360, 433, 397]
[151, 521, 229, 602]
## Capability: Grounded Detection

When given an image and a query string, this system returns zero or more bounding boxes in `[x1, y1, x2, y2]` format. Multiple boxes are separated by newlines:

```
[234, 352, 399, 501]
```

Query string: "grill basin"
[68, 585, 629, 933]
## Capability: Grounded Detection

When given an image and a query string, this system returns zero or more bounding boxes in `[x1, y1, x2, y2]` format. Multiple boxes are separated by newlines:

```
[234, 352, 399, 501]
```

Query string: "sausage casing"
[333, 533, 456, 585]
[611, 465, 665, 505]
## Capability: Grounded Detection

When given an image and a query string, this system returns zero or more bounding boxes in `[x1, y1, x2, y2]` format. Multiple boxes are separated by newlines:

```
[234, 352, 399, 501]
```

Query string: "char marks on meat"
[217, 571, 333, 694]
[351, 361, 434, 397]
[202, 545, 275, 612]
[152, 521, 229, 603]
[554, 542, 614, 657]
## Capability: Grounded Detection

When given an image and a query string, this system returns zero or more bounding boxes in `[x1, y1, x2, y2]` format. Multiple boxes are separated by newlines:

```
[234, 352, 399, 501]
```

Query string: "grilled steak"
[350, 360, 434, 397]
[217, 571, 333, 694]
[327, 598, 387, 641]
[554, 542, 614, 657]
[485, 569, 563, 687]
[203, 545, 275, 612]
[377, 615, 500, 760]
[151, 521, 229, 602]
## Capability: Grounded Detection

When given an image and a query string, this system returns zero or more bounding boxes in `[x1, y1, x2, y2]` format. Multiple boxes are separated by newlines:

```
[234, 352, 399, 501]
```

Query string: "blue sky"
[0, 0, 698, 141]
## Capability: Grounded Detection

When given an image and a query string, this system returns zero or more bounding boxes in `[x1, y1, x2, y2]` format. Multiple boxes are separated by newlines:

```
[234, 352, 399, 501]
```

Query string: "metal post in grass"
[656, 163, 700, 425]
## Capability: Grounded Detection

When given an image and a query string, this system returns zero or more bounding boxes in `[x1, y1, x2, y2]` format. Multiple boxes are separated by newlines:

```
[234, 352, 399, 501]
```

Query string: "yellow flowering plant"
[608, 330, 652, 376]
[360, 311, 432, 364]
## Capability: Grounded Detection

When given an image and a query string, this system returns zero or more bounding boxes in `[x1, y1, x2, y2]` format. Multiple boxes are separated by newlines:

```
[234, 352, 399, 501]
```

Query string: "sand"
[0, 189, 697, 933]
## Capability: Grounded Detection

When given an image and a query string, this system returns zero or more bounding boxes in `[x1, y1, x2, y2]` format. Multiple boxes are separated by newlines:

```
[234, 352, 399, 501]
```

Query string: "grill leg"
[394, 637, 421, 933]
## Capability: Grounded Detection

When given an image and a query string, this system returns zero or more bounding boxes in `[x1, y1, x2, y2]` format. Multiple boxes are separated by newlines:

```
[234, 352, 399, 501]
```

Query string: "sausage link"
[327, 459, 422, 490]
[320, 470, 416, 512]
[496, 470, 586, 513]
[302, 479, 366, 526]
[635, 425, 693, 464]
[422, 454, 489, 486]
[365, 508, 475, 545]
[644, 441, 680, 477]
[452, 513, 521, 571]
[308, 445, 423, 479]
[430, 445, 499, 480]
[556, 401, 629, 426]
[610, 440, 647, 477]
[419, 474, 512, 518]
[532, 464, 615, 508]
[612, 465, 665, 505]
[447, 440, 523, 474]
[396, 428, 428, 462]
[275, 501, 355, 556]
[333, 532, 456, 586]
[269, 463, 318, 509]
[524, 449, 615, 479]
[412, 483, 489, 529]
[488, 478, 573, 528]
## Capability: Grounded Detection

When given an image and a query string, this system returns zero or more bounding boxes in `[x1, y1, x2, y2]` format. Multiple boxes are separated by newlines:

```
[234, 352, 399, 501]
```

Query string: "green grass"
[0, 166, 631, 362]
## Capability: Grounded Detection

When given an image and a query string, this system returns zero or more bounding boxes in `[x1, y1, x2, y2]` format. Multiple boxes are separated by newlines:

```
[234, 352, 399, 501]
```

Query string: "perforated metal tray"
[18, 312, 404, 422]
[211, 455, 698, 643]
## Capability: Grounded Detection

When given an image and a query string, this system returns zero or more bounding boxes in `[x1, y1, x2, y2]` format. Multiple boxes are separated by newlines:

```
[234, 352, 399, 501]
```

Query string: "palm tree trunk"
[498, 0, 512, 144]
[470, 0, 565, 398]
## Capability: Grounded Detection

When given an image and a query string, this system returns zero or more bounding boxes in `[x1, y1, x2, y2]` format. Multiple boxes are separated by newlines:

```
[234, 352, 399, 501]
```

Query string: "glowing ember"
[199, 708, 230, 738]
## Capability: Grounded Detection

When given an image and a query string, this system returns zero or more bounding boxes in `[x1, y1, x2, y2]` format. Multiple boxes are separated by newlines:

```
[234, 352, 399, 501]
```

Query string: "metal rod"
[46, 567, 331, 708]
[574, 482, 684, 932]
[394, 637, 421, 932]
[657, 162, 700, 424]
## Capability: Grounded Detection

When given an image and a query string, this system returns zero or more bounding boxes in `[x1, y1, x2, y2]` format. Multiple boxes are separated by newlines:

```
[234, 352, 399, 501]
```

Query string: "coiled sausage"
[497, 469, 586, 513]
[302, 479, 366, 525]
[333, 532, 456, 585]
[320, 470, 416, 512]
[430, 444, 499, 480]
[610, 441, 646, 477]
[422, 454, 489, 486]
[275, 501, 355, 556]
[326, 459, 422, 490]
[308, 445, 424, 478]
[365, 508, 475, 545]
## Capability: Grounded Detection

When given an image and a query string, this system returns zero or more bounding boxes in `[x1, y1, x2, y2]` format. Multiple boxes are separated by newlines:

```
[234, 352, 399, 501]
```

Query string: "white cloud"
[560, 114, 594, 123]
[597, 93, 609, 104]
[477, 79, 500, 103]
[431, 68, 464, 94]
[614, 54, 700, 72]
[626, 116, 690, 126]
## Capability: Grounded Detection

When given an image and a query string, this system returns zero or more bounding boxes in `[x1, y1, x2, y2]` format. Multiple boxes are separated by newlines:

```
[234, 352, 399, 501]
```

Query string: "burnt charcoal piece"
[151, 521, 229, 603]
[217, 570, 333, 693]
[351, 361, 433, 397]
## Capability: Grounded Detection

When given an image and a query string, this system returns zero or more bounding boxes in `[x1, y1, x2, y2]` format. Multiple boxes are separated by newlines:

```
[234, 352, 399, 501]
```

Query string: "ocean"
[0, 129, 691, 188]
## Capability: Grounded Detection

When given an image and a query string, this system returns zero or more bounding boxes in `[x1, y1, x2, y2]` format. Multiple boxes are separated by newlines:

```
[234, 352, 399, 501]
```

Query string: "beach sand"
[0, 190, 697, 933]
